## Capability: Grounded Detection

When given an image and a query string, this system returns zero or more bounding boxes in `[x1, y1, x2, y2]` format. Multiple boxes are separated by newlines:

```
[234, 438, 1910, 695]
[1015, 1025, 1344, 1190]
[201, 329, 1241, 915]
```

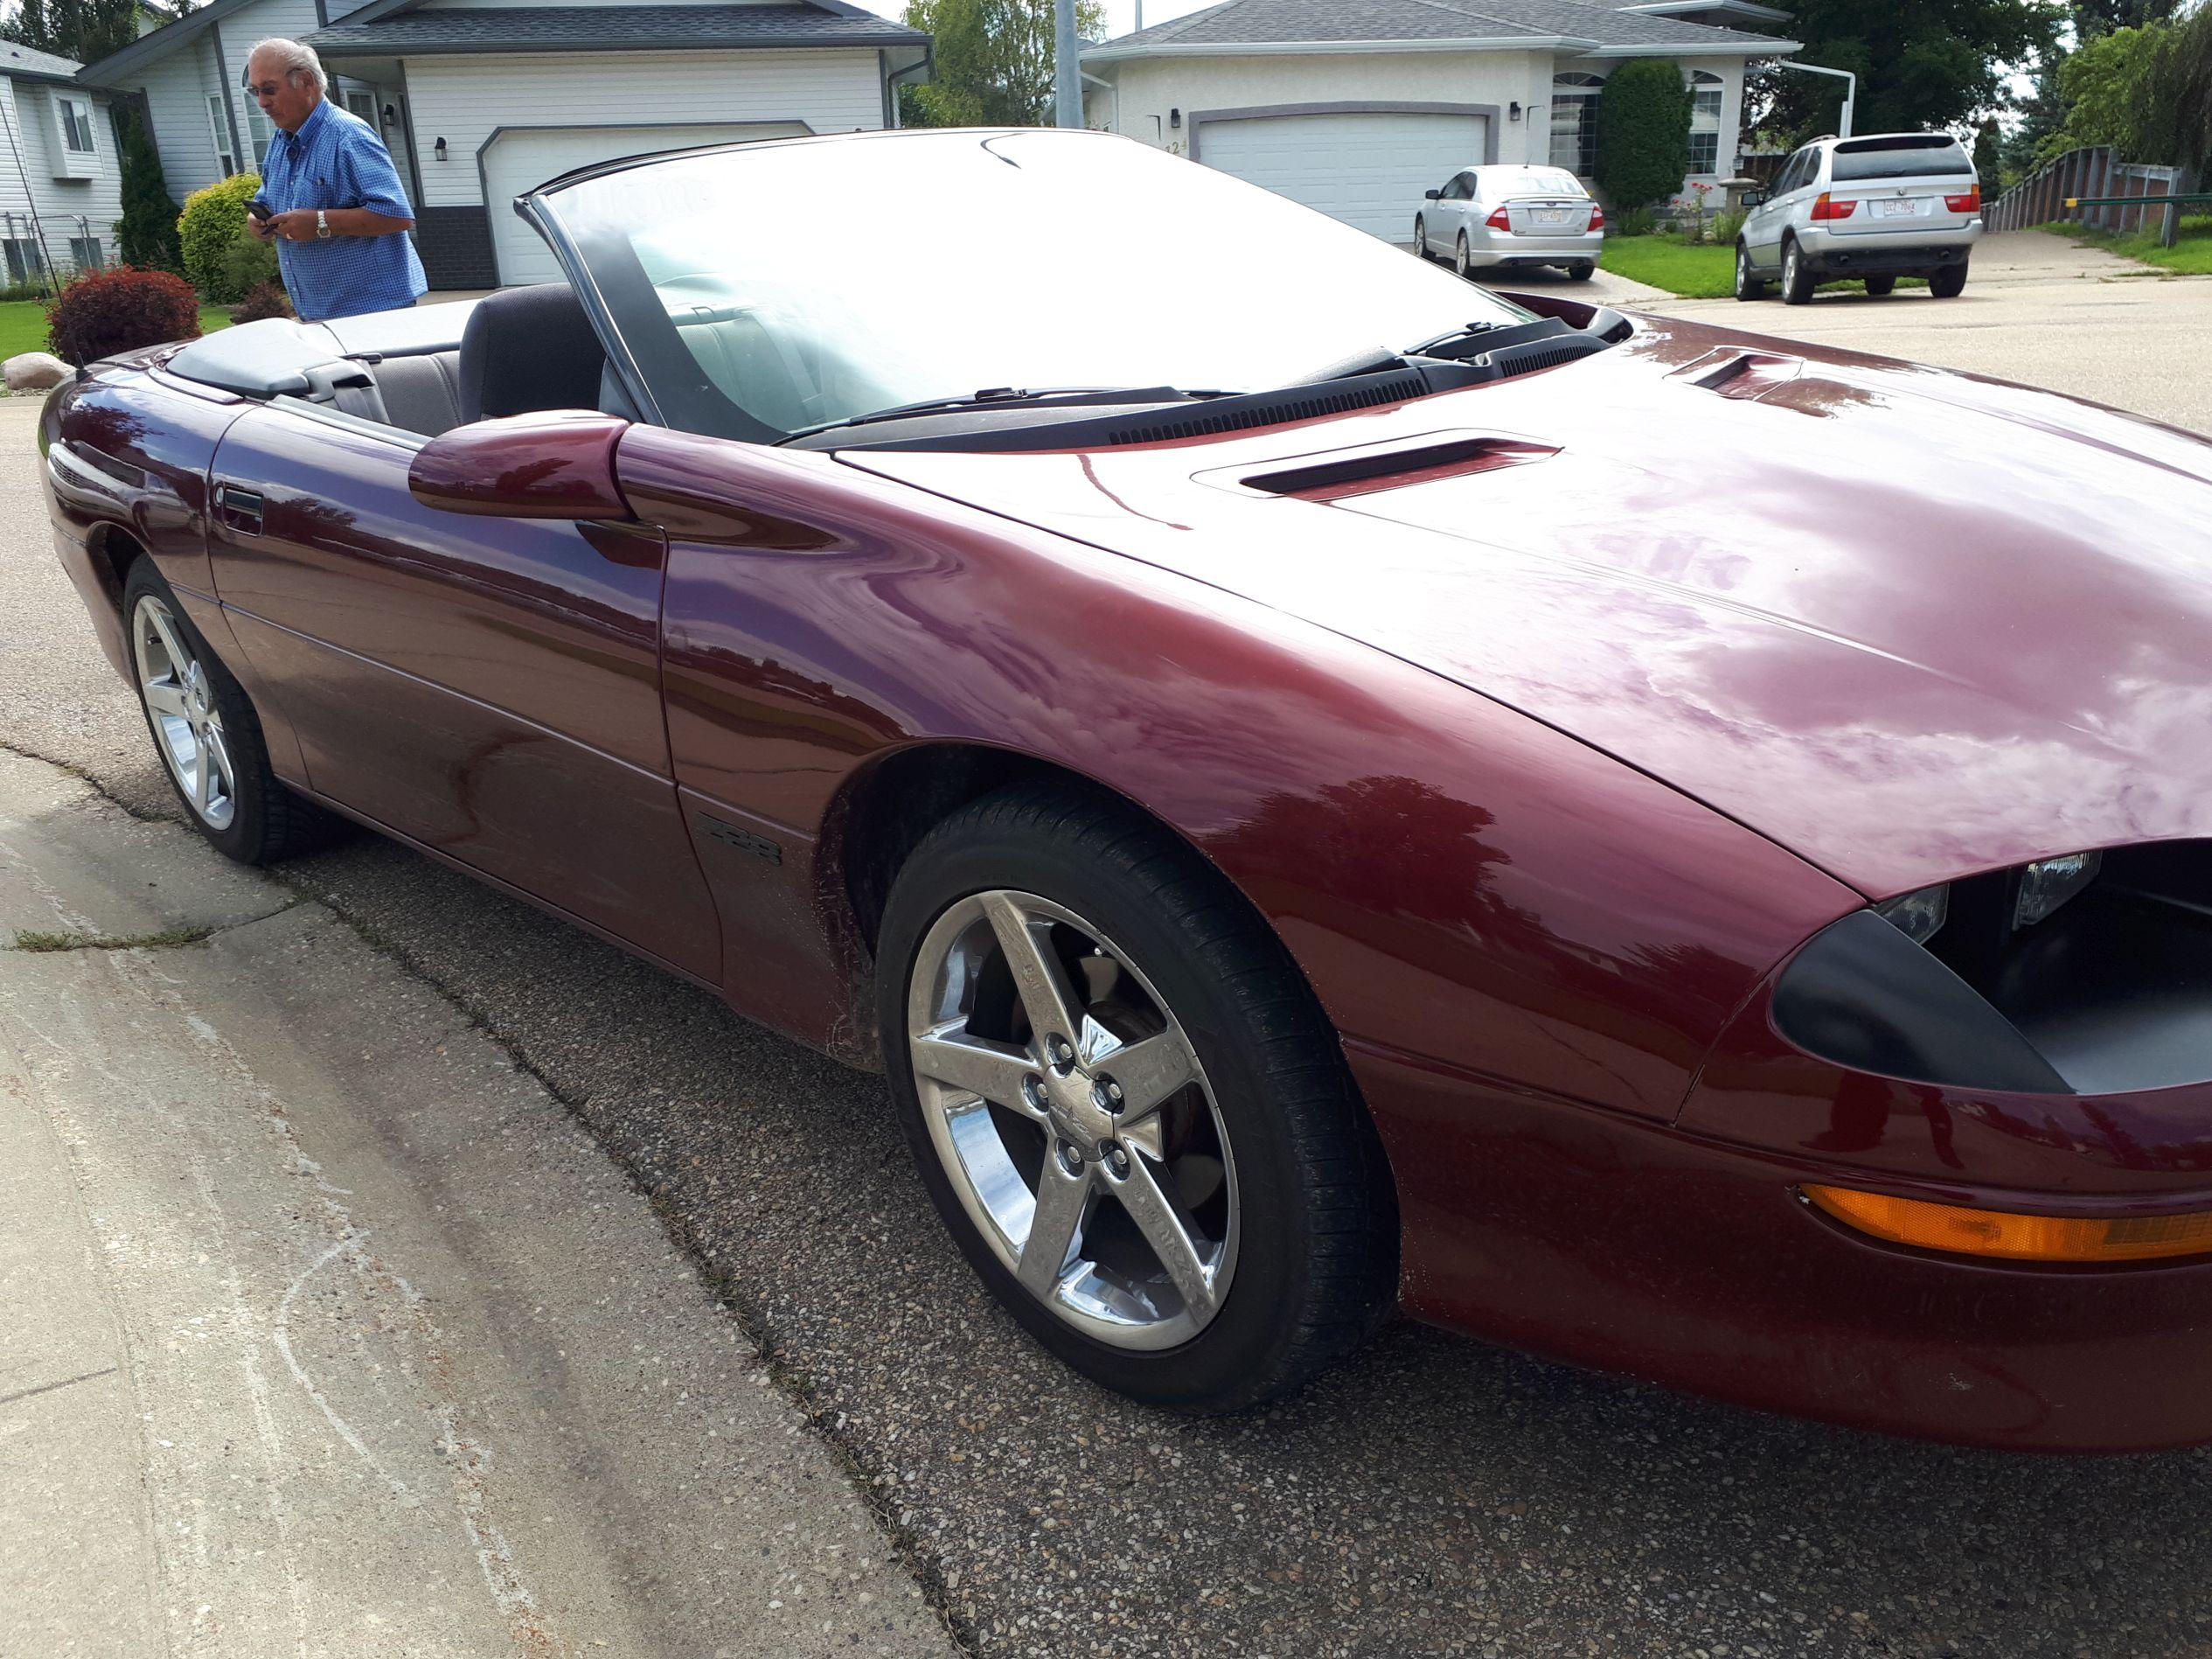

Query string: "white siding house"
[1081, 0, 1798, 241]
[0, 43, 127, 282]
[76, 0, 929, 289]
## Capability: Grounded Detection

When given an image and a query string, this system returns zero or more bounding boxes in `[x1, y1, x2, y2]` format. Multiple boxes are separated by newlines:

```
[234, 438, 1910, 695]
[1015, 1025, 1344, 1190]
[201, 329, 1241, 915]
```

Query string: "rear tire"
[1734, 242, 1768, 301]
[1454, 234, 1473, 280]
[122, 559, 340, 866]
[1929, 261, 1968, 299]
[1566, 261, 1595, 282]
[1862, 274, 1897, 296]
[1781, 238, 1815, 305]
[878, 784, 1398, 1413]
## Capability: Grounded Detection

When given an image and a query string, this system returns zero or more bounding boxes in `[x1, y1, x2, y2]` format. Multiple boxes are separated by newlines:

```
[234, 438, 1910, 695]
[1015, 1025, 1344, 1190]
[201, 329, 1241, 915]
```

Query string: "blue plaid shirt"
[252, 99, 427, 322]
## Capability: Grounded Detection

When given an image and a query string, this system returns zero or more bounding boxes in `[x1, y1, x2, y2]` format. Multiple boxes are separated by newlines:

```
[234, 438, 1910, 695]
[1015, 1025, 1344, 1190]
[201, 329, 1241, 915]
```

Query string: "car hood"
[841, 313, 2212, 899]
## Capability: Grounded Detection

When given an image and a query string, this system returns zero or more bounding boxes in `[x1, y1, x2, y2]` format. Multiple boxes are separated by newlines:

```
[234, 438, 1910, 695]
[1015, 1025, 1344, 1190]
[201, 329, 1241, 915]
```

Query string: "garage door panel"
[1200, 112, 1488, 240]
[483, 123, 808, 285]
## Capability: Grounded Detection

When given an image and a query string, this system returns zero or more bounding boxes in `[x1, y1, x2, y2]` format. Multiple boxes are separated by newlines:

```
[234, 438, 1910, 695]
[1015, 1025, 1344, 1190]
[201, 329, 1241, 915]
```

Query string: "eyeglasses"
[247, 80, 284, 98]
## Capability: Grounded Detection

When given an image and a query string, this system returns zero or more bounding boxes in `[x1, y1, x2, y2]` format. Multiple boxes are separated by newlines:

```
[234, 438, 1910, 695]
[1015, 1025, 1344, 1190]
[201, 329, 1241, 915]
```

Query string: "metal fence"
[1988, 146, 2183, 234]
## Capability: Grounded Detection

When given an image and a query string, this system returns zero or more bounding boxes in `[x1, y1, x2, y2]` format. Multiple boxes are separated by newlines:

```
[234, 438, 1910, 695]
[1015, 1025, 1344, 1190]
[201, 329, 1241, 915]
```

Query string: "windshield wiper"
[783, 385, 1228, 441]
[1283, 322, 1510, 387]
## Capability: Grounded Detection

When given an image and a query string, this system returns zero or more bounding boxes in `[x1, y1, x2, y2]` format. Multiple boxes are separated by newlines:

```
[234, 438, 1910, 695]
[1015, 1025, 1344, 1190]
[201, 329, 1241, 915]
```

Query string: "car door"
[1747, 150, 1804, 265]
[1441, 171, 1478, 249]
[203, 401, 722, 982]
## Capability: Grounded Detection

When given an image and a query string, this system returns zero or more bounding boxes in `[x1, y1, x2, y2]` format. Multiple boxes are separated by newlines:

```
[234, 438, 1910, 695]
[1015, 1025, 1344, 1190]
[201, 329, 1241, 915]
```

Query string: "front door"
[204, 401, 721, 981]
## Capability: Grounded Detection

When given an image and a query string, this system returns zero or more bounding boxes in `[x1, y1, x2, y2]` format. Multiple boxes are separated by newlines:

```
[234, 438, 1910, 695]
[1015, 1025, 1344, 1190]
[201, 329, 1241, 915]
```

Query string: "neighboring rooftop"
[1086, 0, 1791, 54]
[308, 1, 926, 54]
[0, 40, 84, 83]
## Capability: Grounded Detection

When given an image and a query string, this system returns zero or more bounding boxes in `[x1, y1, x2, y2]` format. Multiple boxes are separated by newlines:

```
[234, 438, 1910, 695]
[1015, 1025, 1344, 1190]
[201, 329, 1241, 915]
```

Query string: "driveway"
[1633, 229, 2212, 434]
[8, 279, 2212, 1656]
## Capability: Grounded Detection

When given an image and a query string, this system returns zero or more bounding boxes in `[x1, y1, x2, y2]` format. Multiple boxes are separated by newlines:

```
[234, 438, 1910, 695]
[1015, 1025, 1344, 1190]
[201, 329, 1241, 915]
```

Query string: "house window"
[3, 240, 45, 283]
[1687, 72, 1724, 176]
[58, 95, 95, 154]
[345, 89, 378, 127]
[206, 92, 237, 175]
[1551, 73, 1603, 178]
[246, 104, 274, 168]
[69, 236, 102, 270]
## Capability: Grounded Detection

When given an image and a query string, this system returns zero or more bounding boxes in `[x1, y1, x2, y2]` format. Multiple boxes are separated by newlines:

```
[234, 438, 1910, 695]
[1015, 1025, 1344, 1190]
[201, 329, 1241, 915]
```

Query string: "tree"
[1595, 58, 1693, 212]
[1972, 114, 2002, 185]
[2069, 0, 2181, 40]
[1744, 0, 2059, 148]
[113, 101, 182, 270]
[2040, 9, 2212, 173]
[0, 0, 159, 65]
[898, 0, 1104, 128]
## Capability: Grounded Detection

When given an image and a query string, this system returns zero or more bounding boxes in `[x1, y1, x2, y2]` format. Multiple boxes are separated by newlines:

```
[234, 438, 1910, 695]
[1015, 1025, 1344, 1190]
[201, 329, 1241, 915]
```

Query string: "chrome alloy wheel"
[132, 594, 235, 831]
[907, 889, 1238, 1350]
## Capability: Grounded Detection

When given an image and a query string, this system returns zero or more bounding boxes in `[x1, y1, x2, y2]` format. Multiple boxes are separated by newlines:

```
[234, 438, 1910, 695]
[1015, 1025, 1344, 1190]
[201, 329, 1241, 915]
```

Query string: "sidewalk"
[0, 748, 955, 1657]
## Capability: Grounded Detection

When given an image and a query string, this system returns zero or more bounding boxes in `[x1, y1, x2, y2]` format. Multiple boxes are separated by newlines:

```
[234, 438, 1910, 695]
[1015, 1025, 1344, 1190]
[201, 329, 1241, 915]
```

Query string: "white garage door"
[483, 123, 809, 285]
[1200, 111, 1489, 240]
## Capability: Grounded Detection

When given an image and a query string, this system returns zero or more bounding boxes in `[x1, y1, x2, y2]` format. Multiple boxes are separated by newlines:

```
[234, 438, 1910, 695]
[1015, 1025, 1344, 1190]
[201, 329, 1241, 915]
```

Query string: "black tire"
[1928, 261, 1968, 299]
[1781, 238, 1815, 305]
[1413, 216, 1429, 258]
[122, 558, 340, 865]
[1862, 274, 1897, 296]
[1566, 260, 1595, 282]
[1454, 234, 1472, 280]
[877, 784, 1398, 1413]
[1734, 241, 1768, 301]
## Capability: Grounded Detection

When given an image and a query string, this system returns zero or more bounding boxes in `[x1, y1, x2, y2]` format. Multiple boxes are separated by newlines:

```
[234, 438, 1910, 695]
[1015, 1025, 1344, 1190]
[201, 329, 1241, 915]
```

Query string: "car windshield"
[1482, 168, 1585, 198]
[1832, 136, 1973, 181]
[529, 129, 1534, 443]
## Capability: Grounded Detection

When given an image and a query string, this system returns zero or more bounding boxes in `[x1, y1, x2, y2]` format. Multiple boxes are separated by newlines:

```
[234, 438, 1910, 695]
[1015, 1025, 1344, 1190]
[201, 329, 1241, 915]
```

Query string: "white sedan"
[1415, 165, 1604, 281]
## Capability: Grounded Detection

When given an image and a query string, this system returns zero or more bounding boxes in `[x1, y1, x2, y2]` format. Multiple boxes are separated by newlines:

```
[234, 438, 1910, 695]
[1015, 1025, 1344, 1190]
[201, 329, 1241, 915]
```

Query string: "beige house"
[1081, 0, 1798, 239]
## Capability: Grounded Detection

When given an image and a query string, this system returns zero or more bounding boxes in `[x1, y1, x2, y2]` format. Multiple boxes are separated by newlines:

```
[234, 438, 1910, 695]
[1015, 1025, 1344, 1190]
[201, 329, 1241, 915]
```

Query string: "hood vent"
[1237, 436, 1557, 501]
[1673, 349, 1805, 400]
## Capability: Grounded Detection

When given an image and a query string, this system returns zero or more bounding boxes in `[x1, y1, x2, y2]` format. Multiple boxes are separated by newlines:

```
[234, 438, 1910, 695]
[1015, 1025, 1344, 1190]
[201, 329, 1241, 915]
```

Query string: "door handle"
[215, 483, 264, 534]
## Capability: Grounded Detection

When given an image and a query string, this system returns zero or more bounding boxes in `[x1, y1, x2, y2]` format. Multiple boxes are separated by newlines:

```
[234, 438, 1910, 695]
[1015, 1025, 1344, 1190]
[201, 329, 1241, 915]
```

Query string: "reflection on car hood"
[841, 314, 2212, 900]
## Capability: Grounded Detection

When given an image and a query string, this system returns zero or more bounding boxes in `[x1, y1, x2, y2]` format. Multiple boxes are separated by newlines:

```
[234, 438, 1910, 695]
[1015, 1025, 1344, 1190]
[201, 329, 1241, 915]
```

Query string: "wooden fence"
[1988, 146, 2184, 234]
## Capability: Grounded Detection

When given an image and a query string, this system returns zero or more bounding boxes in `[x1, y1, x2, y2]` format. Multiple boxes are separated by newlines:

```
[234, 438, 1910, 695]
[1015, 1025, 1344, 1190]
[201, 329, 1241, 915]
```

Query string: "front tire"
[123, 559, 337, 865]
[1413, 216, 1429, 258]
[1862, 274, 1897, 296]
[1566, 260, 1595, 282]
[878, 784, 1397, 1413]
[1734, 242, 1768, 301]
[1781, 238, 1815, 305]
[1929, 261, 1969, 299]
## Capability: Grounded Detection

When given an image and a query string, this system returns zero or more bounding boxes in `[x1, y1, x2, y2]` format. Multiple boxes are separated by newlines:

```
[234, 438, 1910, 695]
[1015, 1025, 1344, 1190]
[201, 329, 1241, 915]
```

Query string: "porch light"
[1508, 101, 1520, 121]
[434, 136, 448, 161]
[1803, 1185, 2212, 1264]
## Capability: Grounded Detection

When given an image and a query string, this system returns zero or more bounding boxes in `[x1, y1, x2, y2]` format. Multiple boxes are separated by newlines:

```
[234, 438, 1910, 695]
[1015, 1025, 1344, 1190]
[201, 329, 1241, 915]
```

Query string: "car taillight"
[1809, 192, 1856, 220]
[1946, 186, 1981, 213]
[1486, 206, 1513, 231]
[1589, 204, 1605, 230]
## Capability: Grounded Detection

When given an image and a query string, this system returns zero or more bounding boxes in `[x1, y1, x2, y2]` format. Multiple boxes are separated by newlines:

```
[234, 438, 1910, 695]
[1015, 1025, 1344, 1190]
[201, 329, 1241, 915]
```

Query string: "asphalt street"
[6, 234, 2212, 1658]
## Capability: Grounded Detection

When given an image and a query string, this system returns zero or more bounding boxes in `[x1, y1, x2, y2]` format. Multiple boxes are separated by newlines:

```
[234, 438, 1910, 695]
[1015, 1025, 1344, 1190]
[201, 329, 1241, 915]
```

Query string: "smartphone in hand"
[247, 200, 273, 222]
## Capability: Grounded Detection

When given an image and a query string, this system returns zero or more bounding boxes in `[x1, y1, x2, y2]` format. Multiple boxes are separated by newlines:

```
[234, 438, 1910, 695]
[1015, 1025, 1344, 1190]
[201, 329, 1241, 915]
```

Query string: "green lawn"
[1600, 232, 1929, 298]
[0, 300, 233, 362]
[2062, 213, 2212, 275]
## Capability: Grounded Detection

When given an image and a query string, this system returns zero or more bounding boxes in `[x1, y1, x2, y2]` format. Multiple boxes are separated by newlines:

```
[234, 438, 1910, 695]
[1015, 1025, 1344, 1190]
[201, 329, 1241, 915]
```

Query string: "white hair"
[246, 38, 327, 94]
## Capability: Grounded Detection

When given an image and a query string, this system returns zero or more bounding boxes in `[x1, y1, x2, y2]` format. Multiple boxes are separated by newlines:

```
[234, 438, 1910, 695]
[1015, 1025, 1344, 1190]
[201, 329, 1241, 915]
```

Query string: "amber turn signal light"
[1803, 1185, 2212, 1264]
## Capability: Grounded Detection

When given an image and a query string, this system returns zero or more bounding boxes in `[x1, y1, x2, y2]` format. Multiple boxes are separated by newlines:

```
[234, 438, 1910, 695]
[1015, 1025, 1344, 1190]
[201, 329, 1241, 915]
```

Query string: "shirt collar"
[285, 97, 330, 154]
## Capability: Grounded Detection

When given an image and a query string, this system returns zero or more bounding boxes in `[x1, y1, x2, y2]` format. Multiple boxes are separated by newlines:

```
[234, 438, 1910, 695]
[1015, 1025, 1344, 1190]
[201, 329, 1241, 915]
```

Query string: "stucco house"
[74, 0, 929, 289]
[0, 42, 127, 282]
[1080, 0, 1799, 239]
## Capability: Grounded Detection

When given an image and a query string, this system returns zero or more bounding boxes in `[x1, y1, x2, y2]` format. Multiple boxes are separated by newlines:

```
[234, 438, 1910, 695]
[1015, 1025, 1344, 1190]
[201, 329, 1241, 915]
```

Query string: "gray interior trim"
[209, 20, 246, 175]
[1187, 101, 1501, 165]
[271, 393, 429, 450]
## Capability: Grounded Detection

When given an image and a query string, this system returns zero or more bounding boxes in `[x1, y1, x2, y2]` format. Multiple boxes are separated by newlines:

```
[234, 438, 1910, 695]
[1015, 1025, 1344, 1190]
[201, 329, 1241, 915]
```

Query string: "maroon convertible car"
[42, 129, 2212, 1450]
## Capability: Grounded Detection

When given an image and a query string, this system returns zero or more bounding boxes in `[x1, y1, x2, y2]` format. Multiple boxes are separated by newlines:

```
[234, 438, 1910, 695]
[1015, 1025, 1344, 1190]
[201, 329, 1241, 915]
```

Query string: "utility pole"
[1054, 0, 1082, 127]
[1779, 61, 1855, 139]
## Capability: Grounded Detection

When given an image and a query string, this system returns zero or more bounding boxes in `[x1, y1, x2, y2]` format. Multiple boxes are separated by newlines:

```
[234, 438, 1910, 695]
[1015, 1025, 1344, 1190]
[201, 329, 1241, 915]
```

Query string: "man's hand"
[247, 210, 277, 242]
[265, 210, 322, 242]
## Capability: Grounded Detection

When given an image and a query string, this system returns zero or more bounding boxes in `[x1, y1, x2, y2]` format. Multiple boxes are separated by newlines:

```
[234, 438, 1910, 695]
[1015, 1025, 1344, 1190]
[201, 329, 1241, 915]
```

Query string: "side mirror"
[1742, 190, 1770, 208]
[1423, 189, 1442, 200]
[409, 409, 634, 520]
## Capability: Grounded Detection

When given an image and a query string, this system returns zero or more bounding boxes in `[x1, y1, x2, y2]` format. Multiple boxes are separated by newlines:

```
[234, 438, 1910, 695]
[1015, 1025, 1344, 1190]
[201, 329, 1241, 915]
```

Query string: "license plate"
[1535, 209, 1569, 227]
[1873, 198, 1924, 219]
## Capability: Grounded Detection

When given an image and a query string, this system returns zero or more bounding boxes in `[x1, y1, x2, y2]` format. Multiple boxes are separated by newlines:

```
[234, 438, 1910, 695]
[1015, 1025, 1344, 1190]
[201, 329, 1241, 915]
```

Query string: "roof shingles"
[307, 3, 925, 54]
[1094, 0, 1781, 51]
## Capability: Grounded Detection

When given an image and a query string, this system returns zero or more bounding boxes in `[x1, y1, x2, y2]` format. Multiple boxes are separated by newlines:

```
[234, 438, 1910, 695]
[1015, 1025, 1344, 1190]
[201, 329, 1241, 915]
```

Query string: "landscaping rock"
[3, 352, 69, 392]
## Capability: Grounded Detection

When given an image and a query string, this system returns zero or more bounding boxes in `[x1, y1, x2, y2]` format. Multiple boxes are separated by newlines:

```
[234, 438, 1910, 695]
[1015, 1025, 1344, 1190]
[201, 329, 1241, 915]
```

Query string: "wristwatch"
[316, 209, 331, 240]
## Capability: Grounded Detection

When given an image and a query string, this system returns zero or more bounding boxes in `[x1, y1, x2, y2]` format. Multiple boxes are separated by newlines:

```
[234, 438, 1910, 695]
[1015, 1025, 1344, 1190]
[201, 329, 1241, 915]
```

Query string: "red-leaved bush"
[230, 281, 293, 325]
[45, 267, 202, 366]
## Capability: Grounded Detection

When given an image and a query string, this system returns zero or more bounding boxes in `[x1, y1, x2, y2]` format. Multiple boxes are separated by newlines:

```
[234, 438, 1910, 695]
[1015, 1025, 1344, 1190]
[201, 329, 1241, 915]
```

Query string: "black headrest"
[457, 283, 605, 424]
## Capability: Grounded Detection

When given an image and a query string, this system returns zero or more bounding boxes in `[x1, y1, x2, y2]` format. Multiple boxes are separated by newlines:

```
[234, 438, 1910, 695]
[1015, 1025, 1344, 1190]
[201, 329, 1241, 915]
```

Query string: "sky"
[844, 0, 1222, 45]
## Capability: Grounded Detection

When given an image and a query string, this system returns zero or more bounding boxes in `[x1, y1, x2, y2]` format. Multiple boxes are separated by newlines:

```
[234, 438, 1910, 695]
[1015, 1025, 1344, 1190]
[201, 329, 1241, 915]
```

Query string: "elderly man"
[245, 38, 426, 322]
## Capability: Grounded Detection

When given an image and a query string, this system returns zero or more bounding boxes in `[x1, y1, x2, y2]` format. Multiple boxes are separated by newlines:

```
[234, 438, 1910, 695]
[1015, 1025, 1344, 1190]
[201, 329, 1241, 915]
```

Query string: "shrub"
[1596, 59, 1694, 215]
[1611, 205, 1659, 238]
[230, 281, 293, 324]
[218, 223, 280, 300]
[178, 172, 263, 302]
[1711, 207, 1748, 247]
[45, 266, 202, 366]
[115, 103, 182, 273]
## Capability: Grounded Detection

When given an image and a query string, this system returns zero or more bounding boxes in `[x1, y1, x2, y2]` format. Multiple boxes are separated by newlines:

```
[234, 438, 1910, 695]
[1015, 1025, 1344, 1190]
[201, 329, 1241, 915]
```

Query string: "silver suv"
[1736, 133, 1983, 304]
